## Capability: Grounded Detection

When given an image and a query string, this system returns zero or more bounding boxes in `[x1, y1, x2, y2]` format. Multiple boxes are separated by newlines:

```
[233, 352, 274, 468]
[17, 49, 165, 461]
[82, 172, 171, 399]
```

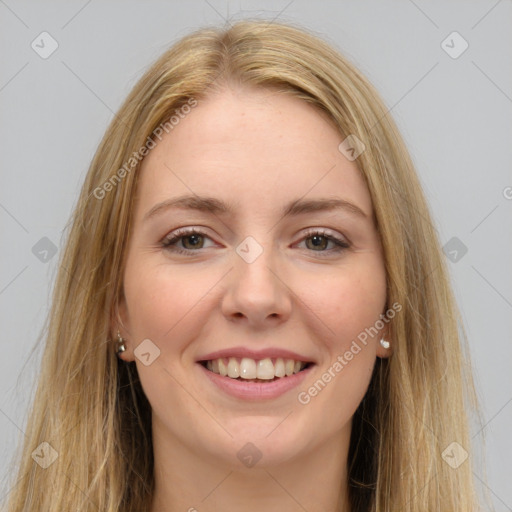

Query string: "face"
[117, 85, 389, 469]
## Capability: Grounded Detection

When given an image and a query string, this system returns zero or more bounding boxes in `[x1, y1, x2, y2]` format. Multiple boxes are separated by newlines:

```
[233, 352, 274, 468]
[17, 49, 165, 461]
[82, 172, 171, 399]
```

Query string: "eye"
[161, 228, 214, 255]
[161, 227, 351, 257]
[296, 228, 350, 257]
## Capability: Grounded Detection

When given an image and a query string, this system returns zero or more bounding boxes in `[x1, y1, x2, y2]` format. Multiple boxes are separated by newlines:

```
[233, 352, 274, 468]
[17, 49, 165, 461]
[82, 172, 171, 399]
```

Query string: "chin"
[203, 420, 309, 469]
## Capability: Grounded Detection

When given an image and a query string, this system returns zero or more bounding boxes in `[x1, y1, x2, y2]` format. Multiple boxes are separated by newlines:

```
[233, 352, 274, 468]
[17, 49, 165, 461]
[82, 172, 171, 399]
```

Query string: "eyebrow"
[143, 194, 368, 222]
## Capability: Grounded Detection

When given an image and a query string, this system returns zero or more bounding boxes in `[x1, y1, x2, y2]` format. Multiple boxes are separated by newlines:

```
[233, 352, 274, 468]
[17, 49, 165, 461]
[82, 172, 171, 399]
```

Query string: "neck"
[149, 418, 352, 512]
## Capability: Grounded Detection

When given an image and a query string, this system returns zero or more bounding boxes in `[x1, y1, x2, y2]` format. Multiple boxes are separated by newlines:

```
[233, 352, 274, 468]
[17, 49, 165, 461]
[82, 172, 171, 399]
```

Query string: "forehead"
[135, 86, 373, 219]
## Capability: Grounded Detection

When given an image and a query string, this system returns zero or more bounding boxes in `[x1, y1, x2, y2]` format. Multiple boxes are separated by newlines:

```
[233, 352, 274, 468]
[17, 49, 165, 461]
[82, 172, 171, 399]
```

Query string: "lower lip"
[198, 363, 313, 401]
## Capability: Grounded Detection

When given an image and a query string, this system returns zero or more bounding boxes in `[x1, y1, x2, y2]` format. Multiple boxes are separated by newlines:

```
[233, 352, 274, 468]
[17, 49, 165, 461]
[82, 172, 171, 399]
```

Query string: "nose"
[221, 239, 292, 328]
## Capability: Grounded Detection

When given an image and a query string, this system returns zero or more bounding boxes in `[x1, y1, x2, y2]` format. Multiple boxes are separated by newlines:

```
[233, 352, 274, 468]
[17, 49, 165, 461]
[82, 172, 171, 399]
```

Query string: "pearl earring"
[116, 330, 126, 355]
[380, 338, 390, 349]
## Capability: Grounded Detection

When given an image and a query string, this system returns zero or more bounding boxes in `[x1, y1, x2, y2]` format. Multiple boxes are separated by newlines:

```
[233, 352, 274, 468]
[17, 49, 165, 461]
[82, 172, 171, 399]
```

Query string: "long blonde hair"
[4, 20, 485, 511]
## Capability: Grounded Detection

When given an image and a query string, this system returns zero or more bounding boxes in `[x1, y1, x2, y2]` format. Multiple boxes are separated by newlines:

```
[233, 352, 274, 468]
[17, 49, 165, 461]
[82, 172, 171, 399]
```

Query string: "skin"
[116, 84, 390, 512]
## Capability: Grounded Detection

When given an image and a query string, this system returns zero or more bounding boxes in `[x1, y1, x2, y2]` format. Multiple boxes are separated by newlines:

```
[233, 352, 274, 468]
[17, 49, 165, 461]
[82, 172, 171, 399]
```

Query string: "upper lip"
[197, 347, 316, 363]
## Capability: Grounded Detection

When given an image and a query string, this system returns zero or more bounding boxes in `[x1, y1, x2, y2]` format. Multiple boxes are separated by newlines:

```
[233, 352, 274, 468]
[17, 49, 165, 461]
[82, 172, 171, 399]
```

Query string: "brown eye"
[181, 233, 204, 250]
[162, 229, 214, 255]
[161, 228, 350, 257]
[305, 234, 329, 251]
[298, 229, 350, 256]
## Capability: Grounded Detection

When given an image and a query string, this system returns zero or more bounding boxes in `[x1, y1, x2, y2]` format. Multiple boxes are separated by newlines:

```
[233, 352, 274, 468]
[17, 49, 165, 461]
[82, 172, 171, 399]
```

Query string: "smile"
[197, 350, 316, 400]
[201, 357, 312, 381]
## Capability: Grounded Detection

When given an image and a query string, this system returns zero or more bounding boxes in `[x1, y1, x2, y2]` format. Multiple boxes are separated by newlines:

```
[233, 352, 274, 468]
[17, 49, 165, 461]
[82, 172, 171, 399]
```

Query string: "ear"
[376, 323, 393, 359]
[111, 293, 135, 362]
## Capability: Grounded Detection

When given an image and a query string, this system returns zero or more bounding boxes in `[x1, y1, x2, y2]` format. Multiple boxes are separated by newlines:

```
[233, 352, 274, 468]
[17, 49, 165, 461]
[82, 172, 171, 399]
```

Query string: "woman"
[5, 20, 483, 511]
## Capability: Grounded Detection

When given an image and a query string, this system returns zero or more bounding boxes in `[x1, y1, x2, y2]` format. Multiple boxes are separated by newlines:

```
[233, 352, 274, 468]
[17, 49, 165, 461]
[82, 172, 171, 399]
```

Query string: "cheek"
[294, 260, 385, 410]
[300, 260, 387, 349]
[122, 261, 209, 416]
[123, 258, 203, 342]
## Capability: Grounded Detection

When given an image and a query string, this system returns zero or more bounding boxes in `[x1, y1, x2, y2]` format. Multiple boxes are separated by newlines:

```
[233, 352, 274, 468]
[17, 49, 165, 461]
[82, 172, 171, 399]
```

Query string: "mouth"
[199, 357, 314, 383]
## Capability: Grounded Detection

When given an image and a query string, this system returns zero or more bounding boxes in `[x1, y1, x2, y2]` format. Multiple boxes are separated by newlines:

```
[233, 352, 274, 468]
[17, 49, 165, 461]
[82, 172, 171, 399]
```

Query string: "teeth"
[240, 358, 257, 379]
[204, 357, 308, 380]
[256, 358, 275, 380]
[218, 358, 228, 376]
[274, 358, 285, 378]
[227, 357, 240, 378]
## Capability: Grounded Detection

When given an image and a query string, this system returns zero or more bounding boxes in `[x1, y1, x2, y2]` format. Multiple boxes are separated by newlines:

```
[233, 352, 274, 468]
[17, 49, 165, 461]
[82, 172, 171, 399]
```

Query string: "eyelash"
[161, 227, 350, 257]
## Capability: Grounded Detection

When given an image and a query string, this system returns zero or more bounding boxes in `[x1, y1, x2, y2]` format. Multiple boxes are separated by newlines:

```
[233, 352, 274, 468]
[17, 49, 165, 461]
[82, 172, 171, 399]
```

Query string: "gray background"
[0, 1, 511, 510]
